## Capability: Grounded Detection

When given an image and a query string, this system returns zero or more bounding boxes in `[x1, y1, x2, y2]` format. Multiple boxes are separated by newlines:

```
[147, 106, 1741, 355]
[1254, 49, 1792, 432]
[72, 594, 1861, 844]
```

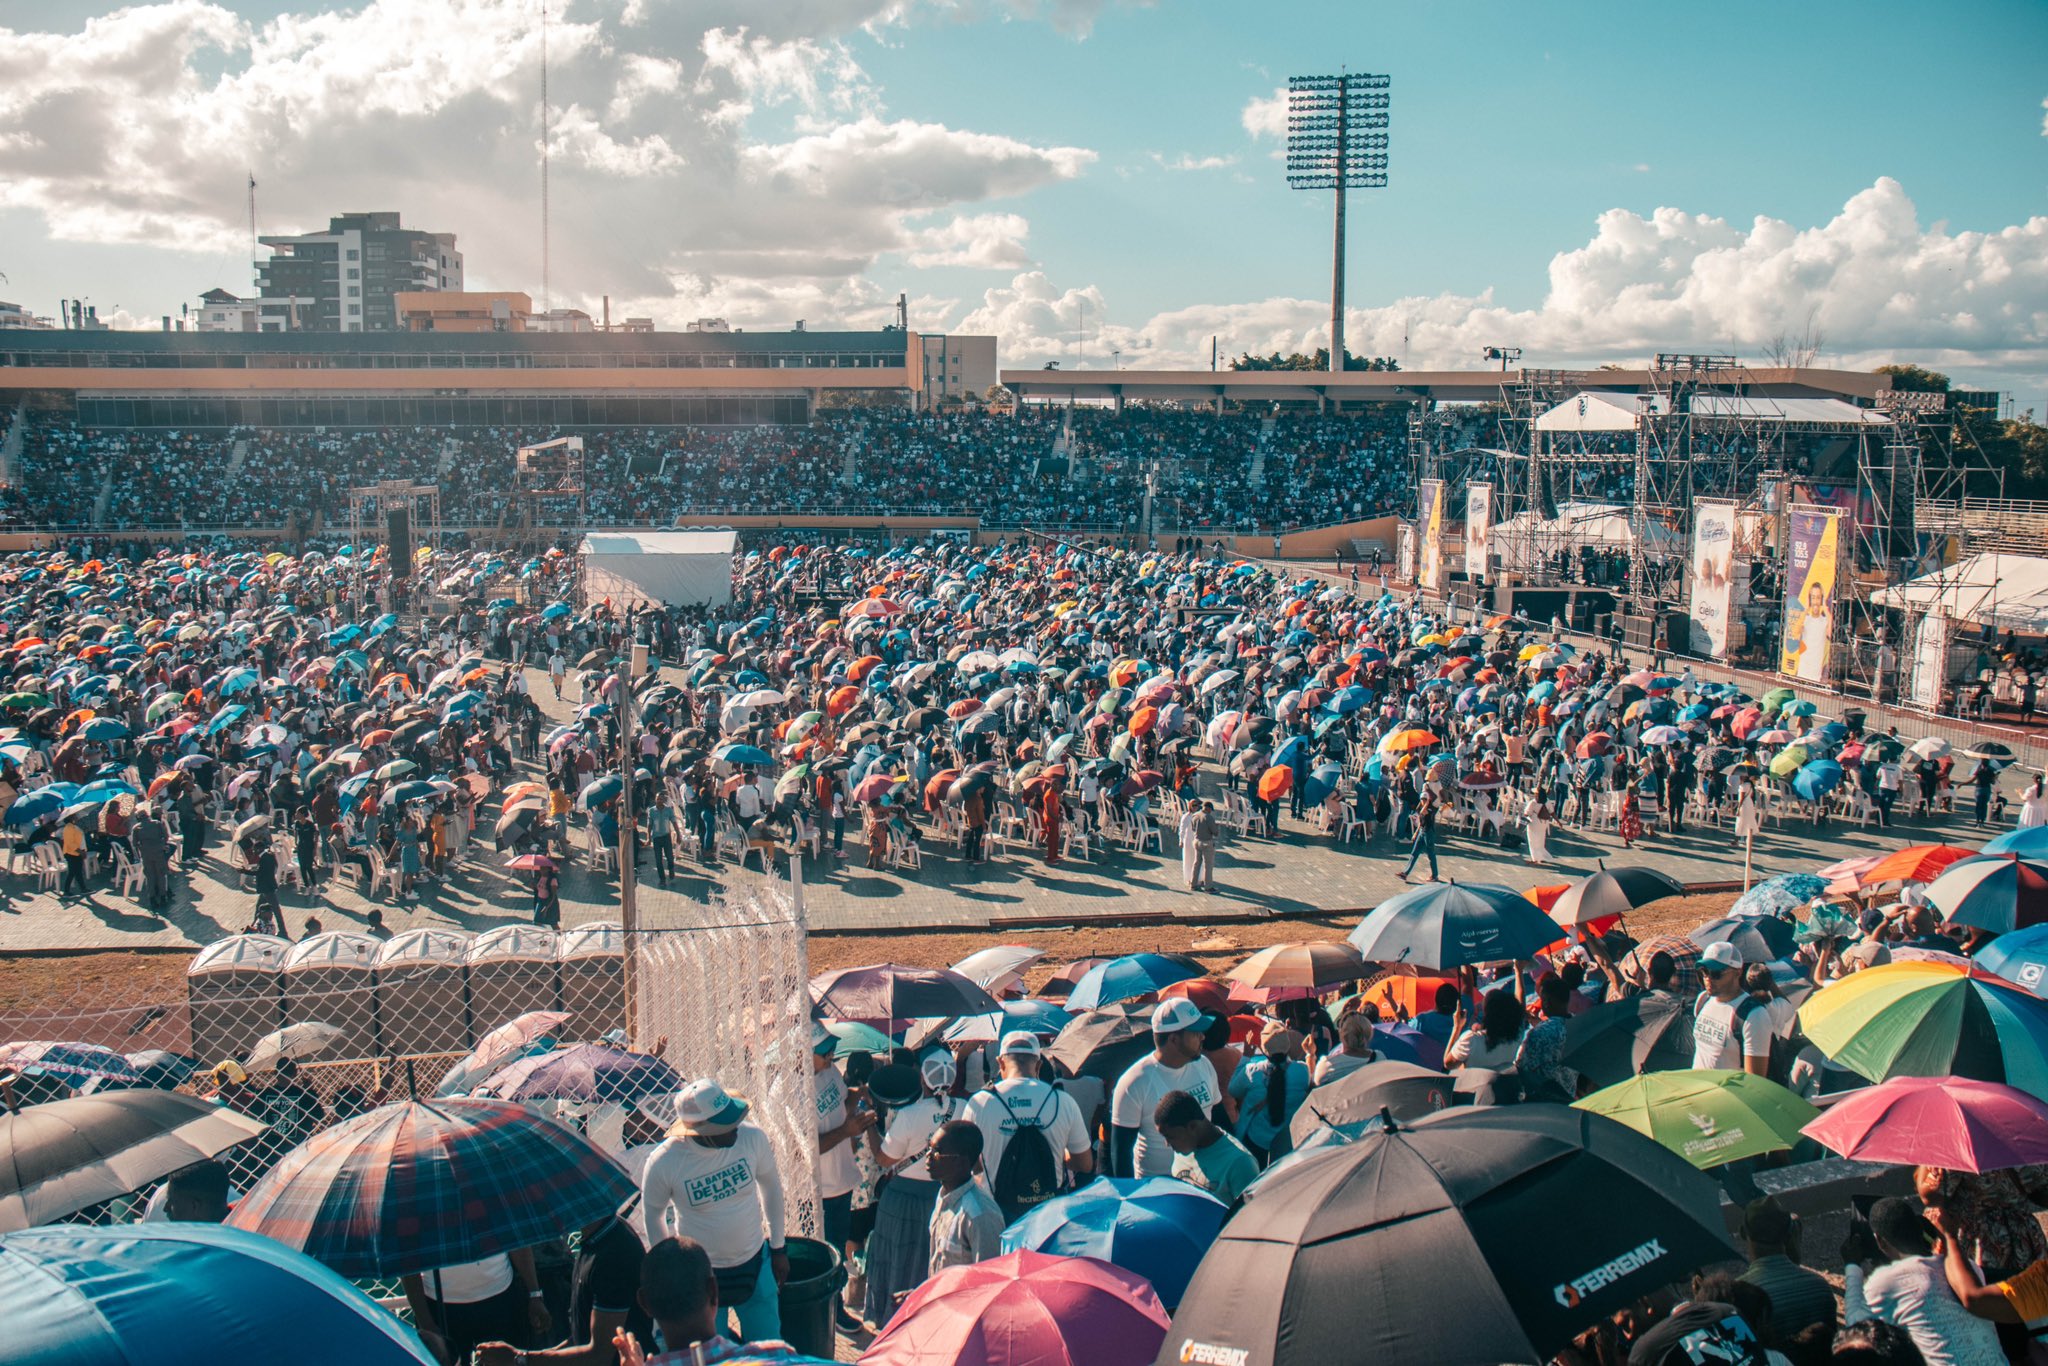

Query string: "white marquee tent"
[1534, 392, 1668, 432]
[580, 529, 736, 610]
[1872, 553, 2048, 633]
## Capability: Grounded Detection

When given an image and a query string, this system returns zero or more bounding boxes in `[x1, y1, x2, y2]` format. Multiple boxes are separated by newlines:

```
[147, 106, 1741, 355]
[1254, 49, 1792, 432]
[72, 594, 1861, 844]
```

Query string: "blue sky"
[2, 0, 2044, 394]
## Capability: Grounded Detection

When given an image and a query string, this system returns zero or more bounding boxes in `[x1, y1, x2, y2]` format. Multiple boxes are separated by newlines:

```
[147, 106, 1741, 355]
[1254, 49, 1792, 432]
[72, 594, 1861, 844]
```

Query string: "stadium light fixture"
[1287, 72, 1390, 375]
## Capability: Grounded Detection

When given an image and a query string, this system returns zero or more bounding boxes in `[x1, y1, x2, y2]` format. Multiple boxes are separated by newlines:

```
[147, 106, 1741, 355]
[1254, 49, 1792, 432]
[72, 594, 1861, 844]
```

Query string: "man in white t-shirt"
[1111, 999, 1221, 1178]
[1845, 1195, 2005, 1366]
[811, 1023, 876, 1333]
[639, 1079, 789, 1342]
[1692, 942, 1772, 1075]
[962, 1032, 1094, 1215]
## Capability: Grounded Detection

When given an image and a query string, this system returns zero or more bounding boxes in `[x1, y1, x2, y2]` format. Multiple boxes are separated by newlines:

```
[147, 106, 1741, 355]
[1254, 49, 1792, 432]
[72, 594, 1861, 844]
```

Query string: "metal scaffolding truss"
[346, 480, 441, 562]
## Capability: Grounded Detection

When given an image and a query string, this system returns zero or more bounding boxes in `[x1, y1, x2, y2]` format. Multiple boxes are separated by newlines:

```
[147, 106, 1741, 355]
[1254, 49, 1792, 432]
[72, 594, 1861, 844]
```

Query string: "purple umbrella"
[473, 1043, 683, 1106]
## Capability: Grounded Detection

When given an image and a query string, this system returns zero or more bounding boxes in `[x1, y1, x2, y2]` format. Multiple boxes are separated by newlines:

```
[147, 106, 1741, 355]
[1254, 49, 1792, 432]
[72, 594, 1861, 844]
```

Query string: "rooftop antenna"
[540, 0, 551, 313]
[247, 172, 259, 291]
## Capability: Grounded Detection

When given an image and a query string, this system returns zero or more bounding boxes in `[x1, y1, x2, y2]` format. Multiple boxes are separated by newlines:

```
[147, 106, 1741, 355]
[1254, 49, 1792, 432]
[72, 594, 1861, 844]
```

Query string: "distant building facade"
[193, 288, 260, 333]
[395, 292, 533, 332]
[915, 333, 998, 407]
[256, 212, 463, 333]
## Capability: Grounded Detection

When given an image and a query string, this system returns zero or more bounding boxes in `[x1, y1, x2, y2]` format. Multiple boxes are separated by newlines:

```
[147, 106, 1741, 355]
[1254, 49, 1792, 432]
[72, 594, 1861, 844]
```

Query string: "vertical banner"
[1781, 505, 1843, 682]
[1419, 479, 1446, 595]
[1910, 611, 1951, 710]
[1465, 482, 1493, 583]
[1687, 498, 1738, 658]
[1396, 524, 1416, 584]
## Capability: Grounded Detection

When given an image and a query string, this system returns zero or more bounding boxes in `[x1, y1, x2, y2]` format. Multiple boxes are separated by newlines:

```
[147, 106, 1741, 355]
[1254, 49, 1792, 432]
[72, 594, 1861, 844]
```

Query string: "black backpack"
[989, 1085, 1062, 1223]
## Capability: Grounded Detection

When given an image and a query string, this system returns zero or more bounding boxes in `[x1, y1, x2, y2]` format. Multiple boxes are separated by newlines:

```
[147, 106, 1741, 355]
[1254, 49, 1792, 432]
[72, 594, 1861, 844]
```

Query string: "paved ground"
[0, 658, 2005, 953]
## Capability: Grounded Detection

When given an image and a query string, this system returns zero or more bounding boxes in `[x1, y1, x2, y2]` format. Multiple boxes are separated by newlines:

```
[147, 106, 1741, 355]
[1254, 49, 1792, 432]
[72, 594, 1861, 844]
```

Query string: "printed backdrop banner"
[1688, 499, 1738, 658]
[1465, 482, 1493, 582]
[1910, 610, 1951, 710]
[1396, 524, 1416, 584]
[1419, 479, 1447, 595]
[1782, 505, 1843, 682]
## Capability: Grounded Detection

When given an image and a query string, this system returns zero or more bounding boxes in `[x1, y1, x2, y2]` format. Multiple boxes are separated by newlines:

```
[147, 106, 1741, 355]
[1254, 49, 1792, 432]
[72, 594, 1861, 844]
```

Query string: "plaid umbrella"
[226, 1099, 636, 1277]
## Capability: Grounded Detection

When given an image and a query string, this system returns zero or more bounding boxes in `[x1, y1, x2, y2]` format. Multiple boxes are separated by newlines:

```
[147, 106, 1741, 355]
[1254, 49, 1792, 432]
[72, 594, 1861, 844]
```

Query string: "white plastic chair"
[34, 843, 62, 892]
[112, 845, 144, 899]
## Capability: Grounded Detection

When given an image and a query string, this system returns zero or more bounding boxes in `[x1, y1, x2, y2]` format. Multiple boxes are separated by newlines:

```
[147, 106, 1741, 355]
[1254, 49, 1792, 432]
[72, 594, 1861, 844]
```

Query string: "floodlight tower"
[1287, 72, 1390, 375]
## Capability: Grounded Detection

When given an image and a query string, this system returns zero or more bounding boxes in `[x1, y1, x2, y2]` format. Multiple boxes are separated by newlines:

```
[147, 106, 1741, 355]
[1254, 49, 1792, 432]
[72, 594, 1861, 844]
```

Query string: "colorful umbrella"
[1065, 954, 1207, 1010]
[1864, 843, 1979, 887]
[1228, 942, 1367, 992]
[474, 1042, 682, 1105]
[1924, 854, 2048, 934]
[1729, 872, 1826, 919]
[863, 1249, 1169, 1366]
[999, 1177, 1226, 1311]
[1797, 961, 2048, 1099]
[1574, 1070, 1819, 1170]
[226, 1099, 638, 1277]
[0, 1041, 144, 1090]
[1801, 1075, 2048, 1173]
[0, 1223, 437, 1366]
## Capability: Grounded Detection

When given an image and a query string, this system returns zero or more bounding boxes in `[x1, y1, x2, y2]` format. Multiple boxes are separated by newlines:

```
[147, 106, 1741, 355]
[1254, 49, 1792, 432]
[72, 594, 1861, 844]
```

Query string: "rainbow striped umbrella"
[1796, 961, 2048, 1100]
[226, 1099, 636, 1277]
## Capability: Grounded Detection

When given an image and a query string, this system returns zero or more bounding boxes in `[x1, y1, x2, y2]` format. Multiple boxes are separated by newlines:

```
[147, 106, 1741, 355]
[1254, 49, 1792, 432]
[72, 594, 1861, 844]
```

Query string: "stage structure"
[515, 435, 588, 526]
[346, 479, 441, 576]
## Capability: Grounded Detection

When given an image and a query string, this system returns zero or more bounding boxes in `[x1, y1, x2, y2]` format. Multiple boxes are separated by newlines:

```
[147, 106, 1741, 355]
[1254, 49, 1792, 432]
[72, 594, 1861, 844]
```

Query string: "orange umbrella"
[1865, 844, 1977, 887]
[849, 655, 883, 681]
[826, 686, 860, 717]
[1128, 705, 1159, 736]
[946, 698, 981, 719]
[1257, 766, 1292, 802]
[1528, 884, 1619, 954]
[924, 769, 960, 811]
[1360, 973, 1460, 1017]
[1108, 659, 1143, 688]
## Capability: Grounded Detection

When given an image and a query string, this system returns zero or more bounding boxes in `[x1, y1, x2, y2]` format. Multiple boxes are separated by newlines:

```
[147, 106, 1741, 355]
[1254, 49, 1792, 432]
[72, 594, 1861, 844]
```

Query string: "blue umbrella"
[476, 1042, 684, 1105]
[3, 788, 65, 828]
[1000, 1176, 1227, 1310]
[0, 1223, 437, 1366]
[1347, 882, 1562, 970]
[1272, 735, 1311, 768]
[1066, 953, 1206, 1010]
[578, 774, 623, 809]
[1792, 759, 1844, 801]
[77, 717, 130, 742]
[71, 778, 140, 804]
[943, 998, 1075, 1043]
[219, 667, 260, 696]
[385, 780, 439, 805]
[324, 624, 363, 647]
[366, 613, 400, 637]
[1983, 827, 2048, 859]
[540, 602, 572, 621]
[1977, 923, 2048, 992]
[203, 703, 248, 737]
[1730, 872, 1828, 919]
[1301, 762, 1344, 805]
[715, 742, 773, 768]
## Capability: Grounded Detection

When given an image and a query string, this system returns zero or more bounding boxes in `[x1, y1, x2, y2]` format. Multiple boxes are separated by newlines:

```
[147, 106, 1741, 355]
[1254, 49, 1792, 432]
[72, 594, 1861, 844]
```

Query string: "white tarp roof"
[1872, 553, 2048, 632]
[580, 529, 736, 609]
[1691, 396, 1889, 425]
[1534, 392, 1667, 432]
[1495, 501, 1681, 548]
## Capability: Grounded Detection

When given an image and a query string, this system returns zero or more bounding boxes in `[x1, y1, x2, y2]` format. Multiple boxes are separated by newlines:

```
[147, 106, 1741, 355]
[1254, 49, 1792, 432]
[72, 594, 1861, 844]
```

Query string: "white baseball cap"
[1150, 998, 1215, 1038]
[920, 1052, 958, 1088]
[1698, 942, 1744, 973]
[670, 1079, 749, 1137]
[998, 1030, 1043, 1057]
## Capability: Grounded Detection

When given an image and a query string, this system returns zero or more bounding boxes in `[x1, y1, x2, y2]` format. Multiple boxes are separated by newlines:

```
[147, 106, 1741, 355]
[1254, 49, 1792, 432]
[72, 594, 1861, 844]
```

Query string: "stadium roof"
[999, 366, 1892, 406]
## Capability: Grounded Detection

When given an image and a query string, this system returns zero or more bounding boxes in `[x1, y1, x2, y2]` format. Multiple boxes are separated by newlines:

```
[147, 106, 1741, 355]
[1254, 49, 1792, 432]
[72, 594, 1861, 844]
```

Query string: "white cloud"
[960, 180, 2048, 385]
[1241, 87, 1286, 139]
[2041, 95, 2047, 136]
[0, 0, 1094, 322]
[1152, 152, 1236, 171]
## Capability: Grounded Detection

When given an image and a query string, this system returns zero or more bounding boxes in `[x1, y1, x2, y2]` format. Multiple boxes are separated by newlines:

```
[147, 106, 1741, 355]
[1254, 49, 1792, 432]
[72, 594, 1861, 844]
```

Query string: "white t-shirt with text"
[1111, 1053, 1220, 1177]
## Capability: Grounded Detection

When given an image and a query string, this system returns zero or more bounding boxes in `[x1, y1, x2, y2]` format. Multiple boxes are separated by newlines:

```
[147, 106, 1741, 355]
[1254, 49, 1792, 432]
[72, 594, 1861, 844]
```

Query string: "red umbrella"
[1257, 766, 1293, 801]
[1802, 1076, 2048, 1173]
[1157, 977, 1231, 1016]
[947, 698, 981, 719]
[506, 854, 556, 872]
[863, 1249, 1169, 1366]
[1574, 731, 1614, 759]
[854, 773, 898, 803]
[827, 686, 860, 717]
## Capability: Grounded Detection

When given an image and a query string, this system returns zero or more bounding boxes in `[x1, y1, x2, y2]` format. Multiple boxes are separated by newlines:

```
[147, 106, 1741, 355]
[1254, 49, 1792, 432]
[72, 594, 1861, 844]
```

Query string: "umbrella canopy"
[999, 1176, 1226, 1310]
[810, 964, 1001, 1022]
[1729, 873, 1827, 919]
[1689, 913, 1796, 964]
[1558, 993, 1694, 1088]
[942, 999, 1075, 1045]
[1044, 1007, 1153, 1084]
[1064, 954, 1206, 1010]
[1574, 1070, 1819, 1170]
[243, 1022, 345, 1074]
[1975, 923, 2048, 994]
[1287, 1060, 1454, 1144]
[1546, 867, 1677, 928]
[226, 1098, 638, 1277]
[1226, 942, 1366, 993]
[1347, 882, 1562, 970]
[1797, 961, 2048, 1099]
[439, 1011, 571, 1096]
[1924, 854, 2048, 934]
[1801, 1075, 2048, 1173]
[1160, 1105, 1736, 1366]
[0, 1089, 268, 1233]
[1983, 826, 2048, 860]
[1864, 843, 1978, 887]
[0, 1041, 144, 1090]
[862, 1249, 1169, 1366]
[474, 1042, 683, 1105]
[949, 945, 1046, 994]
[0, 1223, 438, 1366]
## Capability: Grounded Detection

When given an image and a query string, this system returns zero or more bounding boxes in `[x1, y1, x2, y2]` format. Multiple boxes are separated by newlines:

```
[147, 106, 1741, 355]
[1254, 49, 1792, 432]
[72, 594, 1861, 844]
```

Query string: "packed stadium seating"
[2, 406, 1423, 534]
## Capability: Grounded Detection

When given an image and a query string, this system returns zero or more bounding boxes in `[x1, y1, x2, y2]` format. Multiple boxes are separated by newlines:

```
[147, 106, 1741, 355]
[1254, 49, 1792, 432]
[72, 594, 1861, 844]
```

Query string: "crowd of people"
[1, 406, 1426, 537]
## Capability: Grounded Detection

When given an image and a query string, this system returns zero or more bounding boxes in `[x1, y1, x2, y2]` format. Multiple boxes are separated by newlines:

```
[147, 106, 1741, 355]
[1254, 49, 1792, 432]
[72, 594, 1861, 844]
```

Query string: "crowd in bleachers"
[0, 405, 1427, 534]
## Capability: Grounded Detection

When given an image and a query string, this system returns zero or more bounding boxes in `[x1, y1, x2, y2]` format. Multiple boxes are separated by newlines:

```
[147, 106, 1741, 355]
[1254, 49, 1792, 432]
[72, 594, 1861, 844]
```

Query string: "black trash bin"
[777, 1236, 844, 1360]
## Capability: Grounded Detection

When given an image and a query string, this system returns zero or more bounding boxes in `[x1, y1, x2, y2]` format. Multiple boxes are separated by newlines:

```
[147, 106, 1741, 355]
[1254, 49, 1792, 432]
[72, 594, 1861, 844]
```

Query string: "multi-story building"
[395, 292, 532, 333]
[255, 212, 463, 333]
[193, 288, 260, 332]
[914, 333, 999, 408]
[0, 301, 53, 330]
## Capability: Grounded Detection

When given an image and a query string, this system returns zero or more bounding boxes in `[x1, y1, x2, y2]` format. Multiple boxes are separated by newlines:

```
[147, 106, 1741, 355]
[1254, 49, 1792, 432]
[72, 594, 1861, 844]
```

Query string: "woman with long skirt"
[862, 1056, 963, 1331]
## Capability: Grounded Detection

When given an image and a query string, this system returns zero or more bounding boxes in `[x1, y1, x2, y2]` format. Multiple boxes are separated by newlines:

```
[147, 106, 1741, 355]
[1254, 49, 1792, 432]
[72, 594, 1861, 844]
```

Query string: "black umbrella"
[0, 1090, 269, 1233]
[1601, 866, 1686, 908]
[1161, 1105, 1737, 1366]
[1288, 1060, 1454, 1145]
[1045, 1006, 1153, 1084]
[1558, 992, 1693, 1088]
[494, 803, 543, 848]
[809, 964, 1002, 1023]
[1690, 913, 1795, 962]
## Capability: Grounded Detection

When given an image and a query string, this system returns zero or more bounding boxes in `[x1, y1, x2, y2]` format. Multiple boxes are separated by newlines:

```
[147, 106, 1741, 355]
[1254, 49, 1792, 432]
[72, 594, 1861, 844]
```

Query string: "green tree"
[1229, 348, 1399, 372]
[1875, 363, 1950, 393]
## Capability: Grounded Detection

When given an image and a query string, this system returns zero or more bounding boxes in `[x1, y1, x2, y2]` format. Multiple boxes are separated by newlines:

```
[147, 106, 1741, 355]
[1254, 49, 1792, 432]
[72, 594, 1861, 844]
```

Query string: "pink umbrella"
[1802, 1075, 2048, 1173]
[1817, 853, 1886, 895]
[863, 1249, 1168, 1366]
[454, 1010, 571, 1083]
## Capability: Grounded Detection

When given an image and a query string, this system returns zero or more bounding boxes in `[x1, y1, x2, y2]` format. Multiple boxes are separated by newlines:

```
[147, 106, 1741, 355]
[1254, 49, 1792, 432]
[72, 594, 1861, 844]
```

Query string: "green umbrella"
[1574, 1069, 1819, 1170]
[144, 694, 183, 723]
[1768, 745, 1810, 778]
[374, 759, 417, 781]
[1760, 686, 1796, 714]
[822, 1020, 893, 1060]
[0, 692, 49, 710]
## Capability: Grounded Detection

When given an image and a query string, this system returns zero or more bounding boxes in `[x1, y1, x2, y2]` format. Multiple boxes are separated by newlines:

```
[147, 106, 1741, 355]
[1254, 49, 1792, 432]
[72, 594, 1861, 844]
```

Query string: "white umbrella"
[1909, 737, 1951, 760]
[950, 945, 1044, 993]
[243, 1022, 345, 1074]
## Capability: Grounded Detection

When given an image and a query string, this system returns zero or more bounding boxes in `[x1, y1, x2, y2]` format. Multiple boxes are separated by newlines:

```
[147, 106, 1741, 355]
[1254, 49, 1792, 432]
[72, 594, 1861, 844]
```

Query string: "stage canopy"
[1691, 395, 1889, 425]
[1534, 392, 1667, 432]
[1871, 553, 2048, 633]
[579, 529, 736, 610]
